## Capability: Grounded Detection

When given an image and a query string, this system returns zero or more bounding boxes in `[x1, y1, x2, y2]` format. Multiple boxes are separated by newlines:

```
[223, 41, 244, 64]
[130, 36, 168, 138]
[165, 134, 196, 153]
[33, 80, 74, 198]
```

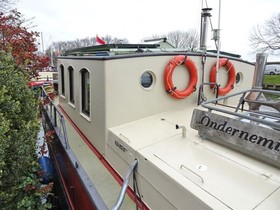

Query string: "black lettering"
[274, 142, 280, 151]
[201, 116, 210, 126]
[239, 131, 249, 141]
[257, 137, 274, 150]
[197, 115, 279, 153]
[231, 128, 239, 136]
[249, 135, 258, 143]
[115, 140, 127, 152]
[209, 121, 218, 129]
[218, 121, 227, 132]
[225, 127, 232, 134]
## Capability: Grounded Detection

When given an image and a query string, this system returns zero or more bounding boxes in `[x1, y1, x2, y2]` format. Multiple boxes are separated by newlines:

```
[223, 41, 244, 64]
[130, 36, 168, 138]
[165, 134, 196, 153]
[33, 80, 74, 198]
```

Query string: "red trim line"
[49, 143, 76, 210]
[58, 105, 149, 210]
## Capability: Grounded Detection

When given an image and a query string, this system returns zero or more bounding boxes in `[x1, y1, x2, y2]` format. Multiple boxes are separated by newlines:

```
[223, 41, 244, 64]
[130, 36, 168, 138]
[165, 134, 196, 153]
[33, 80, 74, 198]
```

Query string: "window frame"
[80, 68, 90, 117]
[60, 65, 65, 96]
[68, 66, 75, 104]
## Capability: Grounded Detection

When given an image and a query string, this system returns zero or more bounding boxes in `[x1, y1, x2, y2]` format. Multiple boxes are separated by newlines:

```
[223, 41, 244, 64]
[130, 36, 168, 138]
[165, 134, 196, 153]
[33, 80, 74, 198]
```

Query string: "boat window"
[81, 69, 90, 116]
[68, 66, 75, 104]
[140, 71, 155, 89]
[236, 72, 243, 85]
[60, 65, 65, 96]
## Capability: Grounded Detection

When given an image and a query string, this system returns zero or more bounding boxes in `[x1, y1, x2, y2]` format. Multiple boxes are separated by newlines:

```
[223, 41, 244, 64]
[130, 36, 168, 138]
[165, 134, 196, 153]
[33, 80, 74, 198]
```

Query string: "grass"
[264, 93, 280, 100]
[263, 75, 280, 85]
[262, 75, 280, 100]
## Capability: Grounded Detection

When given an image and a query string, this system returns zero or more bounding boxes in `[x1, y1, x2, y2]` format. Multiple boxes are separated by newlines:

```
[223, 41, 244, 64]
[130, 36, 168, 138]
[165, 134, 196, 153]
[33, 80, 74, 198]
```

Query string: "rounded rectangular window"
[81, 69, 90, 116]
[68, 66, 75, 104]
[60, 65, 65, 96]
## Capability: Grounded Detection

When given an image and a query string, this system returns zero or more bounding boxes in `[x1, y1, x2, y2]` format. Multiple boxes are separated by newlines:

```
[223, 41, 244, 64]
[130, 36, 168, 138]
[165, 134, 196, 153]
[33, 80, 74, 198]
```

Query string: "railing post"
[54, 106, 57, 127]
[112, 159, 138, 210]
[41, 86, 70, 150]
[60, 116, 70, 149]
[50, 103, 53, 123]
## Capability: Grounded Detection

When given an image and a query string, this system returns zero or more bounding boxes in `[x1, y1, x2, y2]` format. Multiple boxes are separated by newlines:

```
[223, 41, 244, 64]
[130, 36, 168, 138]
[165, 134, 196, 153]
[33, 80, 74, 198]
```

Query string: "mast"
[41, 32, 45, 54]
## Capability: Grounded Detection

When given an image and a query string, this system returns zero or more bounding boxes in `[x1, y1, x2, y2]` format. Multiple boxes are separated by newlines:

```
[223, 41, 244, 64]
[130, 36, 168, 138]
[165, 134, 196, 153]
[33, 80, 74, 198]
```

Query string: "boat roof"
[62, 43, 243, 60]
[64, 44, 162, 56]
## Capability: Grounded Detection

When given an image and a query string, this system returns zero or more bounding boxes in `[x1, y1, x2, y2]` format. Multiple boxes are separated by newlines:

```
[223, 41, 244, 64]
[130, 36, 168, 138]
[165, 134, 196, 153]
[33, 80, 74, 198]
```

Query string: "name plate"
[191, 109, 280, 168]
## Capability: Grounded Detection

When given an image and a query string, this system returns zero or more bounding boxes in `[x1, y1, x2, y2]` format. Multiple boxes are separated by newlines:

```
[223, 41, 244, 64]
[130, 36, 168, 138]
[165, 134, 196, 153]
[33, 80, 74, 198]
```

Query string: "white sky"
[17, 0, 280, 62]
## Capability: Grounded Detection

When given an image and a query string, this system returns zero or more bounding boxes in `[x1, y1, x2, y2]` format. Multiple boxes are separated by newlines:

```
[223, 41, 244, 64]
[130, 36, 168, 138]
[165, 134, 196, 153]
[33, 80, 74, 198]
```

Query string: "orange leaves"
[0, 10, 50, 77]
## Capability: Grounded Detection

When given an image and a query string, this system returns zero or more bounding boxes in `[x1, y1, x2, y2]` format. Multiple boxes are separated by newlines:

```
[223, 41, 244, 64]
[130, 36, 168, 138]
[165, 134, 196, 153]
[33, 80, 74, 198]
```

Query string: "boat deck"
[49, 96, 280, 209]
[108, 105, 280, 210]
[61, 109, 136, 209]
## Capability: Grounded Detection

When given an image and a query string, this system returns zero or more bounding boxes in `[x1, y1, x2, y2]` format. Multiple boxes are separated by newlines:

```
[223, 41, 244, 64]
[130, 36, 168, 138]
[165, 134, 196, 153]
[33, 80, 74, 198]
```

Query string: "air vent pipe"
[200, 8, 212, 51]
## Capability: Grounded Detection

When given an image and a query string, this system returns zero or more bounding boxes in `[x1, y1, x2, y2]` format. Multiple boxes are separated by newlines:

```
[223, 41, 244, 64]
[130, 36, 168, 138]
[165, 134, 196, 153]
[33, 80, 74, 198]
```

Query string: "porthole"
[140, 71, 155, 89]
[235, 72, 243, 85]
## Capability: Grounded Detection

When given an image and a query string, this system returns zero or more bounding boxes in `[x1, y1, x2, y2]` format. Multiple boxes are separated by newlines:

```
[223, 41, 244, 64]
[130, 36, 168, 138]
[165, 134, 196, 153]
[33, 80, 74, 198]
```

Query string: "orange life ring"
[210, 58, 236, 96]
[164, 55, 198, 99]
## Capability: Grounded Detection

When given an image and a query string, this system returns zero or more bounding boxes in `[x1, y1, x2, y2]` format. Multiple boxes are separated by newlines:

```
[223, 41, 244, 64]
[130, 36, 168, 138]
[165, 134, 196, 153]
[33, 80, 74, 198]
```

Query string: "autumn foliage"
[0, 10, 50, 77]
[0, 9, 52, 209]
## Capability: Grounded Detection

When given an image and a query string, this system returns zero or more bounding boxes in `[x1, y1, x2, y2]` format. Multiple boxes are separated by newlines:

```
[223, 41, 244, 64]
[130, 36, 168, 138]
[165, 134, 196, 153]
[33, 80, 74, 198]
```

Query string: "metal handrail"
[197, 82, 219, 105]
[41, 87, 70, 149]
[112, 159, 138, 210]
[201, 88, 280, 130]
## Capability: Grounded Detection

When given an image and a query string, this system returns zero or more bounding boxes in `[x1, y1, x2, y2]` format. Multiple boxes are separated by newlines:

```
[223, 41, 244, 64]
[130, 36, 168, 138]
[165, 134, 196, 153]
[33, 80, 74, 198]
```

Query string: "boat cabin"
[51, 44, 280, 209]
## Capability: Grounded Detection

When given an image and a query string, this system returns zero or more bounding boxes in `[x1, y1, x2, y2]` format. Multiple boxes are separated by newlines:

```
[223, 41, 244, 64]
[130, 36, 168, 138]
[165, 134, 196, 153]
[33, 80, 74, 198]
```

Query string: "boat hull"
[42, 108, 106, 210]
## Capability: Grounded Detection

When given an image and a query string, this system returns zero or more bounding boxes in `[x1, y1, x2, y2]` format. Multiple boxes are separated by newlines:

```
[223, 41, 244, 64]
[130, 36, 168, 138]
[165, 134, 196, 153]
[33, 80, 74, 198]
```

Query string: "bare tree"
[103, 35, 128, 44]
[250, 13, 280, 55]
[143, 29, 199, 51]
[167, 29, 199, 50]
[47, 35, 129, 53]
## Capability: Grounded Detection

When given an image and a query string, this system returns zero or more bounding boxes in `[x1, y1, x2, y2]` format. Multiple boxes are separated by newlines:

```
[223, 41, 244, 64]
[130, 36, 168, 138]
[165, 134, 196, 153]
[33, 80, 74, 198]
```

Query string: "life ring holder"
[164, 55, 198, 99]
[210, 58, 236, 96]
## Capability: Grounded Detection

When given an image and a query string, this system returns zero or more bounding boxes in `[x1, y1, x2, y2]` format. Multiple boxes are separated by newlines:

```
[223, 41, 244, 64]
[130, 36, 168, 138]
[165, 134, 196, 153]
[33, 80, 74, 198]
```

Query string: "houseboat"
[41, 8, 280, 210]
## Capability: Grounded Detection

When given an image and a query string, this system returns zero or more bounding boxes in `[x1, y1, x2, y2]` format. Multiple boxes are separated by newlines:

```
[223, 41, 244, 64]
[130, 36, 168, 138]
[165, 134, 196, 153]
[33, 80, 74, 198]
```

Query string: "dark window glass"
[141, 71, 153, 88]
[60, 65, 65, 95]
[68, 66, 74, 104]
[81, 69, 90, 116]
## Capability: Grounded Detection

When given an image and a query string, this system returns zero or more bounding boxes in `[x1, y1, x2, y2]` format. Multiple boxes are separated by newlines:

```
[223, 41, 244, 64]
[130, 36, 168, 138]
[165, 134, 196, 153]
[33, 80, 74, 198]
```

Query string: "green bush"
[0, 52, 51, 209]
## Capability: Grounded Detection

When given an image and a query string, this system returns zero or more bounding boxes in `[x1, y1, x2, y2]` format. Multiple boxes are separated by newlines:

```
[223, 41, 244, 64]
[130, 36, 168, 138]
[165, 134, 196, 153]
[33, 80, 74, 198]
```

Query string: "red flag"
[96, 35, 106, 45]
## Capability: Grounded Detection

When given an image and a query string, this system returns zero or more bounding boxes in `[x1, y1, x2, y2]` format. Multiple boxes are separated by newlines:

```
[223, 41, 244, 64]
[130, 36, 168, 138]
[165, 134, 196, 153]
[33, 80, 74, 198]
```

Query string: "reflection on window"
[81, 69, 90, 116]
[68, 66, 74, 104]
[60, 65, 65, 96]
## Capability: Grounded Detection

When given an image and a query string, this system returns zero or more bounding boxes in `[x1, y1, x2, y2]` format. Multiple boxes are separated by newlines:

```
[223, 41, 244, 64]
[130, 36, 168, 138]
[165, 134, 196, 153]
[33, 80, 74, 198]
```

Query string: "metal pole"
[215, 0, 222, 91]
[200, 8, 212, 51]
[112, 160, 138, 210]
[252, 53, 268, 89]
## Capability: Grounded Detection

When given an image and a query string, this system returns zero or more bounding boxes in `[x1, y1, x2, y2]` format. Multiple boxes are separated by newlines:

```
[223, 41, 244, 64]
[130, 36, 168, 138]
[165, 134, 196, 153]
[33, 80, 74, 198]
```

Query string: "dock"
[263, 84, 280, 91]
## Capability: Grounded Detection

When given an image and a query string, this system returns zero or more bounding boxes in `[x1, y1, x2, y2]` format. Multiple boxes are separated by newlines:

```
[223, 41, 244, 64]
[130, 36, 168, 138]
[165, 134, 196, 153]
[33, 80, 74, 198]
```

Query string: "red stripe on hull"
[48, 133, 97, 210]
[58, 105, 149, 210]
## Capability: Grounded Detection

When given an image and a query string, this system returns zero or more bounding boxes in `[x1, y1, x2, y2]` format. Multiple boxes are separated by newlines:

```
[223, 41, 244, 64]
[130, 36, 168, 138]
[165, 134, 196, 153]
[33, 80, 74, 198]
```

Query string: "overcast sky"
[17, 0, 280, 62]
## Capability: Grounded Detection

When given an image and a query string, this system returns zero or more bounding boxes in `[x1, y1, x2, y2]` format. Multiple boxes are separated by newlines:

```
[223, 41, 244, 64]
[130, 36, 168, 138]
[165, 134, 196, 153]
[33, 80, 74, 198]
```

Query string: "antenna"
[41, 32, 45, 54]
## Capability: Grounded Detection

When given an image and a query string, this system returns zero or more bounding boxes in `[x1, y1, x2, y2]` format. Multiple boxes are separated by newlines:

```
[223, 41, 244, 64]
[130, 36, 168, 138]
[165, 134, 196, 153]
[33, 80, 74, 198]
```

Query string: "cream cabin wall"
[104, 55, 255, 128]
[105, 55, 197, 128]
[202, 58, 255, 104]
[57, 54, 254, 155]
[57, 58, 107, 154]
